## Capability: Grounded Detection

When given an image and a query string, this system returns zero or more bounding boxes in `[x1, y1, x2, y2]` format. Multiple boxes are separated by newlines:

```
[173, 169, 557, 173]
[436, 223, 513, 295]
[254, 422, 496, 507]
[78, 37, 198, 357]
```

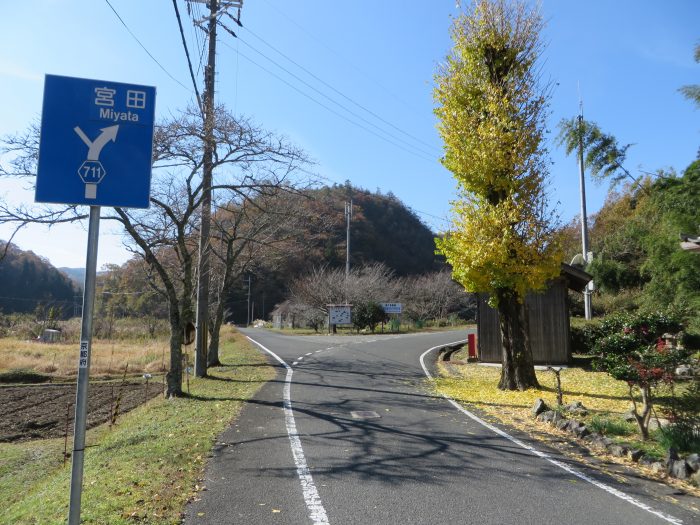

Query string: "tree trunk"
[496, 288, 539, 390]
[207, 310, 223, 367]
[630, 384, 653, 440]
[166, 307, 184, 397]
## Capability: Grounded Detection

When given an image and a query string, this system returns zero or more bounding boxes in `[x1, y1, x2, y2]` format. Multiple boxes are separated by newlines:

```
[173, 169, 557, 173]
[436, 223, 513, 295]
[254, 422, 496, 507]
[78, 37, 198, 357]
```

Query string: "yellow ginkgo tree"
[434, 0, 562, 390]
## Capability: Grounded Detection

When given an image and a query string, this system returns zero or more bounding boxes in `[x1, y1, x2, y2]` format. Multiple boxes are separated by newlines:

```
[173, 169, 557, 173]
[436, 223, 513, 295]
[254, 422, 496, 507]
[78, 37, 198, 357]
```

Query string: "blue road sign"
[36, 74, 156, 208]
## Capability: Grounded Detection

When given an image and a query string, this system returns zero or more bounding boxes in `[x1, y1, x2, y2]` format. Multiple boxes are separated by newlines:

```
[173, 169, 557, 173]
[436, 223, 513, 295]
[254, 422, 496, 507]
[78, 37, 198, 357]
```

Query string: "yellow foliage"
[436, 196, 562, 298]
[435, 363, 632, 416]
[433, 0, 561, 301]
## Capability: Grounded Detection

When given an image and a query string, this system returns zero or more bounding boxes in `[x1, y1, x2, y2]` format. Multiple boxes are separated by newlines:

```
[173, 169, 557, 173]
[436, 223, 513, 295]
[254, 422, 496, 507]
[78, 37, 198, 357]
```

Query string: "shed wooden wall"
[477, 278, 571, 365]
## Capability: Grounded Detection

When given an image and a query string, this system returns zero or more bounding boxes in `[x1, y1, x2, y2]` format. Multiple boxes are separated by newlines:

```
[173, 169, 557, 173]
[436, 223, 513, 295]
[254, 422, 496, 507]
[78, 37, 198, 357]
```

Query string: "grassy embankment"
[434, 351, 696, 464]
[0, 327, 274, 524]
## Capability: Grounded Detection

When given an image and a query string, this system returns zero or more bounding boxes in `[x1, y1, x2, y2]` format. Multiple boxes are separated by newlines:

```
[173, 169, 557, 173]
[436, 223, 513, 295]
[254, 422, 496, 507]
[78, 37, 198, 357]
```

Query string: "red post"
[467, 333, 477, 359]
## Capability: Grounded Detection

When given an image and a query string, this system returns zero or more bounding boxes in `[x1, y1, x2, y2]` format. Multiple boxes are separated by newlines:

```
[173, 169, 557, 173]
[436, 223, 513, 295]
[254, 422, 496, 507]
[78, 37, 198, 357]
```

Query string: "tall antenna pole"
[578, 97, 592, 320]
[345, 200, 352, 278]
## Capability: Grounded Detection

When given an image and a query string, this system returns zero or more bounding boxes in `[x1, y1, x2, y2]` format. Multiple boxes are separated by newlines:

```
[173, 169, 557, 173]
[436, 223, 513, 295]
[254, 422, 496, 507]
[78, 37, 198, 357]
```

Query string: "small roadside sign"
[36, 74, 156, 208]
[328, 305, 352, 325]
[380, 302, 402, 314]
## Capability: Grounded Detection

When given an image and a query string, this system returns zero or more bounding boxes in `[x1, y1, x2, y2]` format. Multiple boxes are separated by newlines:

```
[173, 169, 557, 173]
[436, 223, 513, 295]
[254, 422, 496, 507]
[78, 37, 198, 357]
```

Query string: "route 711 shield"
[36, 74, 156, 208]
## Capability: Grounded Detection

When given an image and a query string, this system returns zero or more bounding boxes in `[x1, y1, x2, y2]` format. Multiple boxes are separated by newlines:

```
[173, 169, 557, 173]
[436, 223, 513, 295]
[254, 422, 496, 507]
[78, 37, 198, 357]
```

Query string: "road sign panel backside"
[36, 74, 156, 208]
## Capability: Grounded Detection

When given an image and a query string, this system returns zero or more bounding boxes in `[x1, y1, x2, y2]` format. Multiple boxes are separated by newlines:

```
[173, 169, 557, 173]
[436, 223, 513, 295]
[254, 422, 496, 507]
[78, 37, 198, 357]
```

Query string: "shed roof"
[561, 263, 593, 293]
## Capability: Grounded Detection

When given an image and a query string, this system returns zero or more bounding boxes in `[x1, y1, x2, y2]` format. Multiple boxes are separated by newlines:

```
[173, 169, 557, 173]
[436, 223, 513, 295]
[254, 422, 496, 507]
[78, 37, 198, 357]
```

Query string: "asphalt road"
[184, 329, 698, 525]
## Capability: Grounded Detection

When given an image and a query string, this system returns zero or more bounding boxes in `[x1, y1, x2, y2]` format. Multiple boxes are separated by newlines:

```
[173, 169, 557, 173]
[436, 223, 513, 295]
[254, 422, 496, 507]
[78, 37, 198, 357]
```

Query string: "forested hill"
[299, 184, 444, 276]
[224, 184, 446, 322]
[0, 242, 80, 315]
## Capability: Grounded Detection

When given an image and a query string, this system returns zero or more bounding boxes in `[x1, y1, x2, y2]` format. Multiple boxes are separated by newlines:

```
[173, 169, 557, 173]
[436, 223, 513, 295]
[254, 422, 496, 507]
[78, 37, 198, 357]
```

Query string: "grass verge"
[434, 361, 696, 466]
[0, 327, 274, 524]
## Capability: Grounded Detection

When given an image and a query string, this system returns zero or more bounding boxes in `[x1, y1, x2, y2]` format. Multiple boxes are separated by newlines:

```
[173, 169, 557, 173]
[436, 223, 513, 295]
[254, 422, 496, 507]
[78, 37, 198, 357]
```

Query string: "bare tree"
[345, 263, 397, 305]
[0, 104, 312, 396]
[399, 270, 472, 323]
[288, 263, 397, 330]
[206, 188, 319, 366]
[289, 266, 347, 314]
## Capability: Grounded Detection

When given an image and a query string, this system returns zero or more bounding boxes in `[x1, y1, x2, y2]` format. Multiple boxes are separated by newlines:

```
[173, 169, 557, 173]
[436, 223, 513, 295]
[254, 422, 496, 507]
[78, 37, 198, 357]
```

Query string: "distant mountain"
[0, 242, 80, 316]
[59, 267, 85, 286]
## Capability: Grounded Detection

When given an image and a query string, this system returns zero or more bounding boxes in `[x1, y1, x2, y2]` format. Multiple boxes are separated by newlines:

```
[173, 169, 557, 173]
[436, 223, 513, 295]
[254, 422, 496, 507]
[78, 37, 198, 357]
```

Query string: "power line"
[410, 208, 452, 230]
[223, 41, 436, 163]
[234, 35, 437, 159]
[171, 0, 203, 112]
[259, 0, 418, 114]
[103, 0, 192, 92]
[241, 25, 442, 156]
[188, 1, 211, 77]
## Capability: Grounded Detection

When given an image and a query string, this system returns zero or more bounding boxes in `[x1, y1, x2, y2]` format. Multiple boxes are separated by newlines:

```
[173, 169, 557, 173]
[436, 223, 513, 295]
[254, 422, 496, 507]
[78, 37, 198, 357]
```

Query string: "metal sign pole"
[68, 205, 101, 525]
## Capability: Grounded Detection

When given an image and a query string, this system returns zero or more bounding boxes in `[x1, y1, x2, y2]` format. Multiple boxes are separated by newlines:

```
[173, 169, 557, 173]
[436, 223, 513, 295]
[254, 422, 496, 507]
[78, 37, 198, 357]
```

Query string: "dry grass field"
[0, 337, 173, 378]
[0, 316, 178, 379]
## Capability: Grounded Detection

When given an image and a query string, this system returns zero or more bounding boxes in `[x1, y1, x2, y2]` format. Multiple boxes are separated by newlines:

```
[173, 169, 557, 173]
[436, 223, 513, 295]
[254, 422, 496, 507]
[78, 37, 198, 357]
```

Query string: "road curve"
[184, 329, 698, 525]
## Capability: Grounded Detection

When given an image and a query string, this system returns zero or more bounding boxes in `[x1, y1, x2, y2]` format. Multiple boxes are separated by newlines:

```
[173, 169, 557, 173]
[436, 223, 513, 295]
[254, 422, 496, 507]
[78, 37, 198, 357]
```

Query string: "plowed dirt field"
[0, 381, 162, 442]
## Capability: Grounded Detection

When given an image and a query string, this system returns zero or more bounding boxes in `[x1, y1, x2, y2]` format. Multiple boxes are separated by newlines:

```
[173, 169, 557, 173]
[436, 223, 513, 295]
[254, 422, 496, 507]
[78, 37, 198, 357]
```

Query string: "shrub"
[588, 415, 635, 437]
[570, 320, 602, 355]
[592, 288, 641, 316]
[592, 310, 692, 440]
[657, 423, 700, 455]
[352, 302, 386, 333]
[659, 379, 700, 454]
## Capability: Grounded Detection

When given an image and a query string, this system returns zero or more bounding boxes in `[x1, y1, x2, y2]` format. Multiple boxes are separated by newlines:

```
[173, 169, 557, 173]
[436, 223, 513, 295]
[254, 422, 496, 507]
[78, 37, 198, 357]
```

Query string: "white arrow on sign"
[74, 125, 119, 161]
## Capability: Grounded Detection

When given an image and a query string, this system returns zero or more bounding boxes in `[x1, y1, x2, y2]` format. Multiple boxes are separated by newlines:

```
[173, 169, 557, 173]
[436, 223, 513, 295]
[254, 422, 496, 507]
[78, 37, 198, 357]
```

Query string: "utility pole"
[190, 0, 243, 378]
[345, 200, 352, 278]
[578, 103, 593, 320]
[246, 274, 252, 326]
[193, 0, 218, 378]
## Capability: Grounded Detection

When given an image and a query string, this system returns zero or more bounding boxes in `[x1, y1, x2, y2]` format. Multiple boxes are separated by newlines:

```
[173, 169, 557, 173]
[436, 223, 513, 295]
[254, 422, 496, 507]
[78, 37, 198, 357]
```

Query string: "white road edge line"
[419, 342, 683, 525]
[246, 336, 330, 525]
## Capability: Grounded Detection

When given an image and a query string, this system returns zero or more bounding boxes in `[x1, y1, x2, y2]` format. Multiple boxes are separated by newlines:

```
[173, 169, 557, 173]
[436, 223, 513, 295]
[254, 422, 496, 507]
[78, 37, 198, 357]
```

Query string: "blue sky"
[0, 0, 698, 268]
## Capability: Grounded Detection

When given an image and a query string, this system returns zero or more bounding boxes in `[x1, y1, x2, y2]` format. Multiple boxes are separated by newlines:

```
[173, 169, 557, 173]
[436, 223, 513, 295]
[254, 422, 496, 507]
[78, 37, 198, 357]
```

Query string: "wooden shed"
[476, 264, 592, 365]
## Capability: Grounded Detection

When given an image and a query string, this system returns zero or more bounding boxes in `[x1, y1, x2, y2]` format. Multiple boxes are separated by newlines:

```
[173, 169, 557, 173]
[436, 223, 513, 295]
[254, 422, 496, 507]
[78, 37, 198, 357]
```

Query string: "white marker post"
[68, 206, 100, 525]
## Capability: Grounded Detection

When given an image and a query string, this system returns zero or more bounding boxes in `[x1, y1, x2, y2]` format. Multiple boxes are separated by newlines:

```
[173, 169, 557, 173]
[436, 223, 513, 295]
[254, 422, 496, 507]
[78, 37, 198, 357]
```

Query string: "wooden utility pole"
[194, 0, 218, 377]
[246, 274, 252, 326]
